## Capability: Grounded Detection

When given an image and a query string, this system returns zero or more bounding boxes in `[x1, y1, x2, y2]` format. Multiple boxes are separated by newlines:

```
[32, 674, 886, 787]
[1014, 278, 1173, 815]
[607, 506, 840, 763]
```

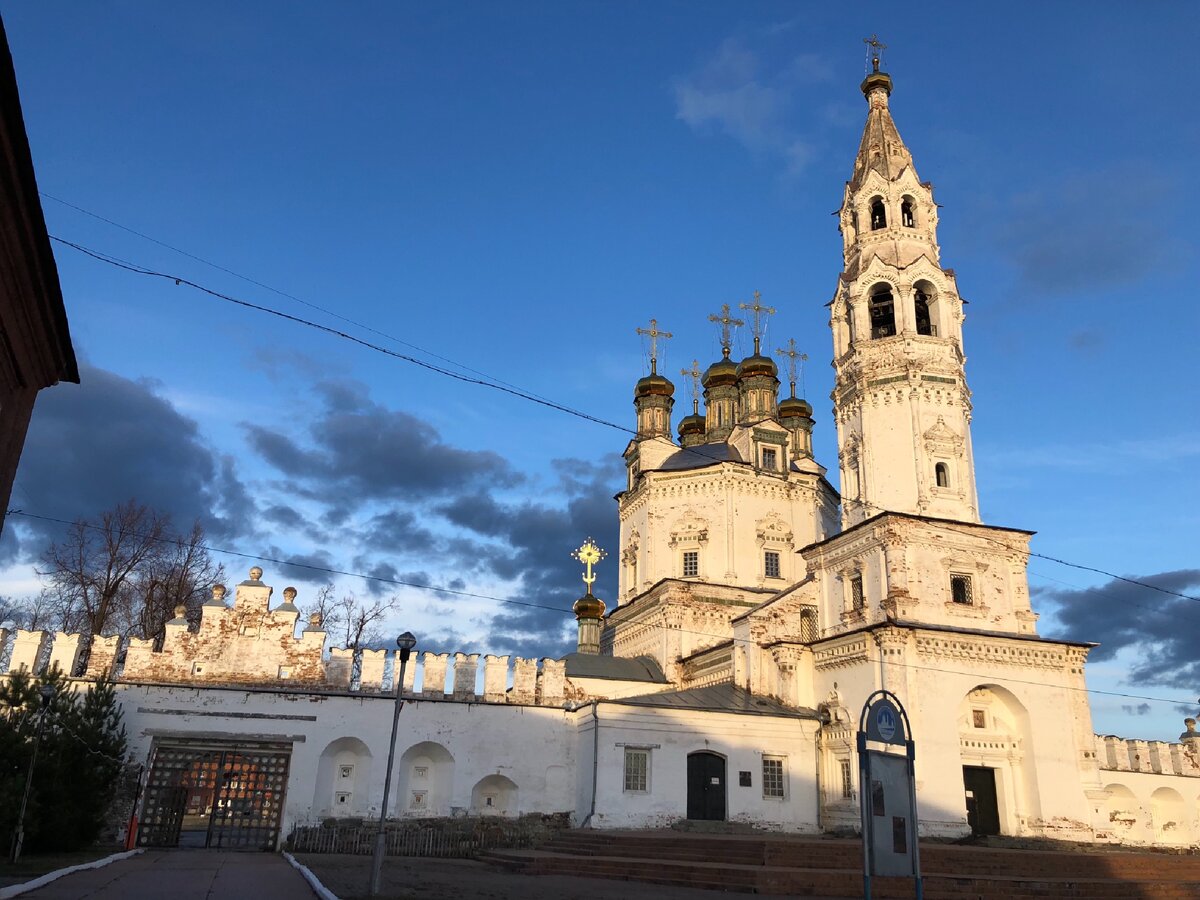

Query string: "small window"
[762, 756, 786, 799]
[764, 550, 781, 579]
[410, 790, 427, 809]
[869, 288, 896, 339]
[840, 759, 854, 799]
[624, 748, 650, 792]
[935, 462, 950, 488]
[339, 765, 354, 779]
[870, 198, 887, 230]
[972, 709, 986, 729]
[336, 791, 351, 805]
[951, 574, 973, 605]
[850, 574, 865, 611]
[761, 447, 777, 471]
[901, 198, 915, 228]
[682, 550, 699, 578]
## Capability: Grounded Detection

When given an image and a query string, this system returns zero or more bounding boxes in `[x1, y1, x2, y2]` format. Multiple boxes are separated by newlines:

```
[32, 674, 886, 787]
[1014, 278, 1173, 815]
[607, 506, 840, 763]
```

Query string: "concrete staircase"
[481, 830, 1200, 899]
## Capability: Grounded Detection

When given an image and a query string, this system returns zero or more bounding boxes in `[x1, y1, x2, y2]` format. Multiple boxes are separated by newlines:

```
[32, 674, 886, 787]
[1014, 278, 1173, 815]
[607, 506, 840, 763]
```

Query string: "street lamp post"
[10, 683, 56, 863]
[369, 631, 417, 897]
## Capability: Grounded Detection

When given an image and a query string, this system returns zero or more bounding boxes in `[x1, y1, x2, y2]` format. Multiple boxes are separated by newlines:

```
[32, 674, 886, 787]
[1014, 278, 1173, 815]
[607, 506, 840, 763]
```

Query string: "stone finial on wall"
[1182, 718, 1200, 754]
[511, 658, 537, 703]
[278, 587, 299, 612]
[206, 584, 228, 607]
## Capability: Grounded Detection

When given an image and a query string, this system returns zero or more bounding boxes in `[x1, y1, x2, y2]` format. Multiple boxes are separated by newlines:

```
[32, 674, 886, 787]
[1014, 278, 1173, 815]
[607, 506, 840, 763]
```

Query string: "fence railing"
[287, 814, 569, 858]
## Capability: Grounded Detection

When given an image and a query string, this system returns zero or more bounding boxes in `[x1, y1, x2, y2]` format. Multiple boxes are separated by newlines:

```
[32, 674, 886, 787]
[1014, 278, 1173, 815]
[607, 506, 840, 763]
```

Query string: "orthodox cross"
[636, 318, 673, 374]
[863, 34, 887, 73]
[681, 359, 702, 413]
[738, 290, 776, 355]
[571, 538, 606, 593]
[775, 339, 808, 398]
[707, 304, 744, 359]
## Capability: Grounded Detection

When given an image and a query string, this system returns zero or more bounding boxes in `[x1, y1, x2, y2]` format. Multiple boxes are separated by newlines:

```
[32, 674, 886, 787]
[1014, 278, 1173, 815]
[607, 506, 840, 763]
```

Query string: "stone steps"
[481, 830, 1200, 899]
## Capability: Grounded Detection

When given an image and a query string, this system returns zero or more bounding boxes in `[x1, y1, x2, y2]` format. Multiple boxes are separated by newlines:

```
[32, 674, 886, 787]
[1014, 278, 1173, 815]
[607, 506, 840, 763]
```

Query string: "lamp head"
[396, 632, 417, 652]
[38, 684, 55, 707]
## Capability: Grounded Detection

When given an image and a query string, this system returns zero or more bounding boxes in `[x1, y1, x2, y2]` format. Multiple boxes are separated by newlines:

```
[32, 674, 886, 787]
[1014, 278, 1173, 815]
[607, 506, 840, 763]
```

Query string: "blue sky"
[1, 3, 1197, 739]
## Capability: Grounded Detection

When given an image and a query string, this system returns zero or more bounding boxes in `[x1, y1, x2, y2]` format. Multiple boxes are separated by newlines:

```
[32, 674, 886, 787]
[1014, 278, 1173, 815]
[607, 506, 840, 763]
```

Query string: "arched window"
[901, 198, 915, 228]
[869, 287, 896, 339]
[935, 462, 950, 487]
[915, 289, 934, 336]
[870, 198, 887, 230]
[846, 303, 856, 344]
[851, 210, 858, 232]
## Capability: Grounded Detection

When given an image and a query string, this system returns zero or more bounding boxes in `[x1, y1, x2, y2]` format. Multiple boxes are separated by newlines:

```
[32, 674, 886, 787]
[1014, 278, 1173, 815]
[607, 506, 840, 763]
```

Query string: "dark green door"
[962, 766, 1000, 836]
[687, 752, 726, 821]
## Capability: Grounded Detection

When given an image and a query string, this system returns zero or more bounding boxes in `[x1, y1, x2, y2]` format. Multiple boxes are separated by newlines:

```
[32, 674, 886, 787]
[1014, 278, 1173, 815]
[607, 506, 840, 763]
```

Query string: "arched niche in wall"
[470, 774, 519, 817]
[957, 684, 1041, 836]
[313, 736, 373, 820]
[396, 741, 455, 817]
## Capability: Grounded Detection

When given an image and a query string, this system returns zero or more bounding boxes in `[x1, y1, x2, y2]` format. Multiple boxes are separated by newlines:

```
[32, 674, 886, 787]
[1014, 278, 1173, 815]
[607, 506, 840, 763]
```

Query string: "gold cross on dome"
[863, 34, 887, 73]
[571, 538, 607, 591]
[707, 303, 744, 357]
[775, 339, 808, 397]
[738, 290, 776, 353]
[636, 318, 673, 374]
[681, 359, 702, 411]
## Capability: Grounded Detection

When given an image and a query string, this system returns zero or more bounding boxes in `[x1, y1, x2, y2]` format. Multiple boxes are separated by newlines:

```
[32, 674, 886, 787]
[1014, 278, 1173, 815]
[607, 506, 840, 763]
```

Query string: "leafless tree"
[38, 501, 168, 635]
[333, 591, 397, 649]
[302, 583, 346, 640]
[128, 521, 225, 647]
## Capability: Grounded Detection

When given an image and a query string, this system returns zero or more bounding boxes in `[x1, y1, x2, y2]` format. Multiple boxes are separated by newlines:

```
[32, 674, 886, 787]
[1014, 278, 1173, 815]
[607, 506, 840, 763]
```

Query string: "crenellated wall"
[1095, 731, 1200, 778]
[0, 569, 573, 708]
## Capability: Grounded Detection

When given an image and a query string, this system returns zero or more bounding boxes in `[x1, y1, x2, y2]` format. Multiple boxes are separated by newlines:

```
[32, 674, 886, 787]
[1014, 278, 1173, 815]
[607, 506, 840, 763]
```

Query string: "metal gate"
[137, 742, 291, 850]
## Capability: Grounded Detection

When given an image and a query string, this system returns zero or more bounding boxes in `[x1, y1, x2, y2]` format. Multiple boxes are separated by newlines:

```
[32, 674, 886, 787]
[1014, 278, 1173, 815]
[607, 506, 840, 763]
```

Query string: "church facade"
[2, 62, 1197, 851]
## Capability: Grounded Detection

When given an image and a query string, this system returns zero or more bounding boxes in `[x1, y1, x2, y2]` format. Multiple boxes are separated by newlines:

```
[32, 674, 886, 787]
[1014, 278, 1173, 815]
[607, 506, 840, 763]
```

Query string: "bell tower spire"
[830, 47, 980, 526]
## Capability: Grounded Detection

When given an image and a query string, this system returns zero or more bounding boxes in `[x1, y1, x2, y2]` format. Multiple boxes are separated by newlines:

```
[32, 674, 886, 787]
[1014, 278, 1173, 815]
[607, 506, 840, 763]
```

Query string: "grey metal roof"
[654, 442, 744, 472]
[612, 683, 819, 718]
[562, 653, 667, 683]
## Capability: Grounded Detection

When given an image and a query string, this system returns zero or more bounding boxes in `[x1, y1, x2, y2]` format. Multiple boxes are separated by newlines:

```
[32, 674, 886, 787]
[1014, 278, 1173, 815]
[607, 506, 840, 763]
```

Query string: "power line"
[47, 235, 1200, 607]
[39, 191, 554, 404]
[6, 508, 1198, 712]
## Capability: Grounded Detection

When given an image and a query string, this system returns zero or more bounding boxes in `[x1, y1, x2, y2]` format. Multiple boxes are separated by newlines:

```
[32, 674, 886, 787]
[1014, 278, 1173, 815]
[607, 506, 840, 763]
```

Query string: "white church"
[2, 59, 1197, 852]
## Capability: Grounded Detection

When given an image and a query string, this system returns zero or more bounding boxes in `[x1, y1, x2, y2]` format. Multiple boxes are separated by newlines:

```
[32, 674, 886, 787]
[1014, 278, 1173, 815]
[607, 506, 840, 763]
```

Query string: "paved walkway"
[16, 850, 315, 900]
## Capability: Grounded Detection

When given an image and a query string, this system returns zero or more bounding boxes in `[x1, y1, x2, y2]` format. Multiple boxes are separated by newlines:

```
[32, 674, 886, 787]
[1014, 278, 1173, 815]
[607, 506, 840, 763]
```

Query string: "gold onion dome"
[573, 593, 606, 618]
[678, 412, 706, 437]
[779, 396, 813, 419]
[634, 372, 674, 398]
[703, 350, 738, 388]
[736, 352, 777, 379]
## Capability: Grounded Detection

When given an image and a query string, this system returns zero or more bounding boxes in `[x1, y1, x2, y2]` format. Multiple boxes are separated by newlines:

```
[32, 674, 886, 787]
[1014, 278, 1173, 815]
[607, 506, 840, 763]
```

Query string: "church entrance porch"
[137, 740, 291, 850]
[963, 766, 1000, 836]
[686, 751, 726, 821]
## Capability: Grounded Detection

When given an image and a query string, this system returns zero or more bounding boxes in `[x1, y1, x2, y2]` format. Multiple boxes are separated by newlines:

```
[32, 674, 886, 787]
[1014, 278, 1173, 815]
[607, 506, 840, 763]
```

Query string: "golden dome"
[702, 355, 738, 388]
[635, 372, 674, 398]
[678, 413, 706, 436]
[736, 353, 778, 379]
[779, 396, 813, 419]
[573, 593, 606, 619]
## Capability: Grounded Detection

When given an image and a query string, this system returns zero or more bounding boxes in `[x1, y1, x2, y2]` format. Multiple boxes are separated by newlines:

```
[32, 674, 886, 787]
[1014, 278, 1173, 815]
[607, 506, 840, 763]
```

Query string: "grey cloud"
[243, 379, 521, 502]
[434, 456, 623, 652]
[996, 168, 1178, 297]
[11, 364, 253, 554]
[1121, 703, 1151, 716]
[1041, 569, 1200, 688]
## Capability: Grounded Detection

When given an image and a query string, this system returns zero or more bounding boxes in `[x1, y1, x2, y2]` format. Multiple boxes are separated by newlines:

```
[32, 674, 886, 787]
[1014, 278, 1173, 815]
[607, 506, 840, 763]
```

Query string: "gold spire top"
[681, 359, 703, 413]
[707, 303, 744, 359]
[863, 34, 887, 74]
[738, 290, 776, 355]
[636, 318, 673, 375]
[571, 538, 606, 592]
[775, 339, 808, 399]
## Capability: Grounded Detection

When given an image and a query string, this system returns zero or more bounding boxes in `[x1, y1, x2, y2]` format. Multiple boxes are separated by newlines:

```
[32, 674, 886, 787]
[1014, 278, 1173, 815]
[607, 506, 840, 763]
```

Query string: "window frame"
[761, 446, 778, 471]
[682, 550, 699, 578]
[764, 549, 781, 580]
[623, 747, 650, 793]
[761, 755, 786, 800]
[950, 573, 973, 605]
[839, 758, 854, 799]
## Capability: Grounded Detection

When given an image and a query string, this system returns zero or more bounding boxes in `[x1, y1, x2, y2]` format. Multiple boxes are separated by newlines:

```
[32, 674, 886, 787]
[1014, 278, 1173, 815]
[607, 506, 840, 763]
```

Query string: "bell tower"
[830, 49, 980, 527]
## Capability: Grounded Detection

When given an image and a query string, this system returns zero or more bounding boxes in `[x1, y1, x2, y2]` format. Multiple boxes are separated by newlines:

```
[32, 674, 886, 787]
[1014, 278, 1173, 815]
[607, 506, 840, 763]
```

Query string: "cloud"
[243, 378, 521, 504]
[435, 456, 623, 655]
[10, 363, 253, 560]
[1040, 569, 1200, 688]
[996, 168, 1178, 296]
[672, 37, 827, 174]
[1121, 703, 1151, 716]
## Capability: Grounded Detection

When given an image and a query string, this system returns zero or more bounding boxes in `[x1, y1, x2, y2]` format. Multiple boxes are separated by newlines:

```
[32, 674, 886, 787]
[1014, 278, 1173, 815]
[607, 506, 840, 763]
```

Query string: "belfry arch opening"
[901, 197, 915, 228]
[935, 462, 950, 488]
[914, 283, 935, 336]
[869, 198, 887, 230]
[869, 285, 896, 339]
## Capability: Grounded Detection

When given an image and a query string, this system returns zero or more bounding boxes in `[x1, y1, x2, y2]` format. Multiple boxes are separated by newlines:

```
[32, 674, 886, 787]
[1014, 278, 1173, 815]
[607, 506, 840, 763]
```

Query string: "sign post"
[857, 690, 922, 900]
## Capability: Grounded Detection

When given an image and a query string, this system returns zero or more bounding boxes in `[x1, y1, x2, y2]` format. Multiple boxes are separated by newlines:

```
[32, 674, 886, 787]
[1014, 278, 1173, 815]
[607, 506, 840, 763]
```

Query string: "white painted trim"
[282, 850, 340, 900]
[0, 848, 145, 899]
